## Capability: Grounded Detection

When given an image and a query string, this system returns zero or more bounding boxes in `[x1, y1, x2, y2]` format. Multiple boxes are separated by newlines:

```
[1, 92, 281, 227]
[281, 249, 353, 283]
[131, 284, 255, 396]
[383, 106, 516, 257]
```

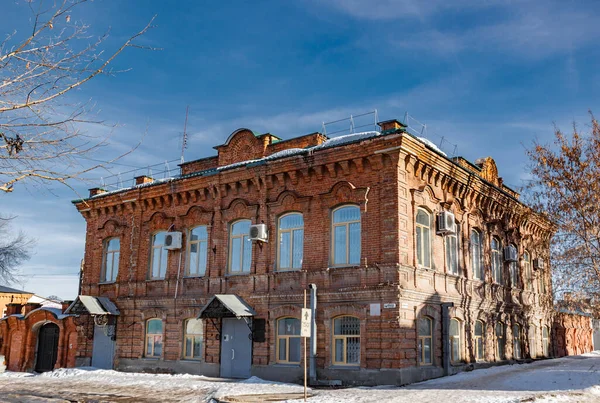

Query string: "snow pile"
[417, 136, 447, 156]
[316, 131, 380, 150]
[0, 371, 34, 378]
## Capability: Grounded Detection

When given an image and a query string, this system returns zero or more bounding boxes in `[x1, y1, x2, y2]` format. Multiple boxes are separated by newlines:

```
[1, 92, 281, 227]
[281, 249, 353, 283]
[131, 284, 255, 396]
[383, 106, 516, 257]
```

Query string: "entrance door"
[92, 323, 116, 369]
[35, 323, 59, 372]
[220, 317, 252, 378]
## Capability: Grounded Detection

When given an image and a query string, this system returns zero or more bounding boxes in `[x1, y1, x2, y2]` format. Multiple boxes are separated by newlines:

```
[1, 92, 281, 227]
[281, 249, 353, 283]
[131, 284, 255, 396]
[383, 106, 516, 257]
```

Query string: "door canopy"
[64, 296, 120, 316]
[198, 294, 256, 319]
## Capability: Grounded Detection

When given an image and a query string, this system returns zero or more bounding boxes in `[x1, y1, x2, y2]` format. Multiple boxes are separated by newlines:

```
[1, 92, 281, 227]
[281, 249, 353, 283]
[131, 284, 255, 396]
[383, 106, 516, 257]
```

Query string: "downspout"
[441, 302, 454, 376]
[308, 283, 317, 385]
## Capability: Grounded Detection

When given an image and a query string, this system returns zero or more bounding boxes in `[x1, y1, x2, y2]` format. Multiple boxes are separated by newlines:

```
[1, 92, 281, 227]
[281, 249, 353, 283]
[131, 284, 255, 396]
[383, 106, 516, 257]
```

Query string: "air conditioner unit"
[504, 246, 518, 262]
[164, 231, 182, 250]
[533, 257, 545, 270]
[436, 211, 456, 234]
[249, 224, 268, 242]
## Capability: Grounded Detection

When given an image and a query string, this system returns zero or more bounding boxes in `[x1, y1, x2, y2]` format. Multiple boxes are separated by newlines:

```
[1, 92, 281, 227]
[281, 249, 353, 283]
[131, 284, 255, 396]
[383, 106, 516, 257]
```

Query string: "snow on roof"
[81, 130, 384, 201]
[0, 285, 33, 294]
[417, 137, 447, 156]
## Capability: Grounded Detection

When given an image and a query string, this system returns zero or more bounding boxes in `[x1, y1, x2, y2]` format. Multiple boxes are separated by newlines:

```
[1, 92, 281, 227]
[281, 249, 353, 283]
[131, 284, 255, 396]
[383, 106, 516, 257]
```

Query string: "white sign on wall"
[370, 303, 381, 316]
[301, 308, 312, 337]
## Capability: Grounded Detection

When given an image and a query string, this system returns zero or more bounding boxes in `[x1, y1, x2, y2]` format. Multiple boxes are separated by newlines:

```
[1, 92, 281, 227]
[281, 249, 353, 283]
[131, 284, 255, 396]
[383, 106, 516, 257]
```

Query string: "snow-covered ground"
[0, 352, 598, 402]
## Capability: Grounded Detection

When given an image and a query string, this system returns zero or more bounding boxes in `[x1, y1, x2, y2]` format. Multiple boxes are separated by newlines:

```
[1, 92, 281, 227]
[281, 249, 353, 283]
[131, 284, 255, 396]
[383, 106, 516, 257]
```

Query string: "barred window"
[332, 316, 360, 365]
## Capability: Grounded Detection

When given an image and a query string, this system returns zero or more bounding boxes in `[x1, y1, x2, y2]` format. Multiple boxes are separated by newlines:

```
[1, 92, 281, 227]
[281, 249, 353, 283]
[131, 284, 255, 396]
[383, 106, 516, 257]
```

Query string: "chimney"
[62, 300, 73, 313]
[22, 303, 41, 316]
[5, 303, 23, 316]
[89, 187, 106, 197]
[135, 175, 154, 185]
[377, 119, 406, 133]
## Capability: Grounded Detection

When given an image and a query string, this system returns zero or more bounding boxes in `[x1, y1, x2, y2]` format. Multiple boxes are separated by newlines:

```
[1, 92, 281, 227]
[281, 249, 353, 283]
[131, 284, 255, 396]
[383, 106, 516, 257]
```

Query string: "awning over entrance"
[198, 294, 256, 319]
[65, 296, 120, 316]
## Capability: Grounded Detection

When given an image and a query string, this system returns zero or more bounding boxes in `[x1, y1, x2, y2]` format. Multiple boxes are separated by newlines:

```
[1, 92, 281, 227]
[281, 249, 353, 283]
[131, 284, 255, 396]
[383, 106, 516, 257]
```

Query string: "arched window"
[529, 324, 537, 358]
[491, 237, 503, 284]
[471, 230, 483, 280]
[183, 319, 203, 360]
[145, 319, 163, 358]
[278, 213, 304, 270]
[513, 323, 522, 359]
[276, 317, 301, 364]
[331, 206, 361, 266]
[450, 318, 462, 363]
[102, 237, 120, 283]
[416, 209, 431, 268]
[446, 222, 459, 275]
[418, 316, 433, 365]
[229, 220, 252, 274]
[509, 244, 519, 288]
[542, 326, 550, 357]
[187, 226, 208, 277]
[332, 316, 360, 365]
[523, 251, 532, 291]
[496, 322, 506, 360]
[474, 320, 485, 361]
[149, 232, 168, 279]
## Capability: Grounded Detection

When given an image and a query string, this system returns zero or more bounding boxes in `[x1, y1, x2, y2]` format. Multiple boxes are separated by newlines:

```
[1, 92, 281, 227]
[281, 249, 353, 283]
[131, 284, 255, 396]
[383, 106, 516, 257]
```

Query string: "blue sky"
[2, 0, 599, 299]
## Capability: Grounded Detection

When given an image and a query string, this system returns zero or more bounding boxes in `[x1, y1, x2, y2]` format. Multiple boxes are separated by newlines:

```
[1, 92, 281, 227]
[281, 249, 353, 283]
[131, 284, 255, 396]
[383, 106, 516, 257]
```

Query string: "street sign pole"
[303, 289, 307, 402]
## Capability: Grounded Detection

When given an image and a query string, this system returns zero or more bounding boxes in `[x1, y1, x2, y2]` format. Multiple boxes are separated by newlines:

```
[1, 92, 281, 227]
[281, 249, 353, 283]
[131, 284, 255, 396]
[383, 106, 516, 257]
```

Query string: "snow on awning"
[65, 296, 120, 316]
[198, 294, 256, 319]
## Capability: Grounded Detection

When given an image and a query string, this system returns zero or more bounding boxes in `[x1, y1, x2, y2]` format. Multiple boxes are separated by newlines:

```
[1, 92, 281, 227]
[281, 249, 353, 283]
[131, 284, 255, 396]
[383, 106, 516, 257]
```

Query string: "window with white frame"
[512, 323, 522, 359]
[416, 208, 431, 268]
[474, 320, 485, 361]
[276, 317, 301, 364]
[331, 206, 361, 266]
[183, 318, 203, 359]
[529, 324, 537, 358]
[491, 237, 503, 284]
[509, 244, 519, 288]
[101, 237, 120, 283]
[418, 316, 433, 365]
[542, 326, 550, 356]
[187, 226, 208, 277]
[145, 319, 163, 358]
[332, 316, 360, 365]
[149, 232, 168, 279]
[446, 225, 459, 275]
[471, 229, 483, 280]
[450, 318, 462, 363]
[229, 220, 252, 274]
[523, 251, 532, 291]
[496, 322, 506, 360]
[278, 213, 304, 270]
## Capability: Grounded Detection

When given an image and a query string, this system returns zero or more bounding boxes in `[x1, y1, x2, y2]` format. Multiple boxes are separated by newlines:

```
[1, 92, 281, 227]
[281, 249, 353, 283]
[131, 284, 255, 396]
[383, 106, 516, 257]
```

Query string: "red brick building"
[70, 120, 557, 385]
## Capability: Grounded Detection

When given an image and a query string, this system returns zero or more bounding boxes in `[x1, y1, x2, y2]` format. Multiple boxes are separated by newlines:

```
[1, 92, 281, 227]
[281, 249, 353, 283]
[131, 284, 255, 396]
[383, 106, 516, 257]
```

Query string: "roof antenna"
[181, 105, 189, 164]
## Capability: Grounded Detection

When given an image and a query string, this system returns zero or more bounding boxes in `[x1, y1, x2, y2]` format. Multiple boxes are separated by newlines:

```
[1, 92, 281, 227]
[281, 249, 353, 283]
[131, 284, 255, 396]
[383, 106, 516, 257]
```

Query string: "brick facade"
[71, 121, 558, 385]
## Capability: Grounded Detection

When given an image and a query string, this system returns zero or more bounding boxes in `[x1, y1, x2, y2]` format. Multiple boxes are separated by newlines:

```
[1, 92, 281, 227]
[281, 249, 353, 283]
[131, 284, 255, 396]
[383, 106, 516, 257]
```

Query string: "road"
[0, 352, 598, 402]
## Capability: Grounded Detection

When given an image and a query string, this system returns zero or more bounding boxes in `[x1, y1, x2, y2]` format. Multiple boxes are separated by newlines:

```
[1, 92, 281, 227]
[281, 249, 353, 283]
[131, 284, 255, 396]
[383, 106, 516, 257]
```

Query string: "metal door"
[92, 324, 116, 369]
[35, 323, 59, 372]
[220, 318, 252, 378]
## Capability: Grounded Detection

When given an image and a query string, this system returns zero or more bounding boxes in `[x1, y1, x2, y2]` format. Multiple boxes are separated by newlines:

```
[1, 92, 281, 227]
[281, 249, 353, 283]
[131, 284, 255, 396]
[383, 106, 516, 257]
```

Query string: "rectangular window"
[229, 220, 252, 274]
[278, 213, 304, 270]
[332, 206, 361, 267]
[150, 232, 168, 280]
[187, 226, 208, 277]
[102, 238, 120, 283]
[446, 234, 459, 275]
[471, 230, 482, 280]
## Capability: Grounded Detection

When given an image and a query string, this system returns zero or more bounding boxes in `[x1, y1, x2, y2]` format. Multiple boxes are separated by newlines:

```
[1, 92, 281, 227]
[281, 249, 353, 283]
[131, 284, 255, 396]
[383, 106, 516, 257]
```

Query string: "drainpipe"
[308, 284, 317, 385]
[441, 302, 454, 376]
